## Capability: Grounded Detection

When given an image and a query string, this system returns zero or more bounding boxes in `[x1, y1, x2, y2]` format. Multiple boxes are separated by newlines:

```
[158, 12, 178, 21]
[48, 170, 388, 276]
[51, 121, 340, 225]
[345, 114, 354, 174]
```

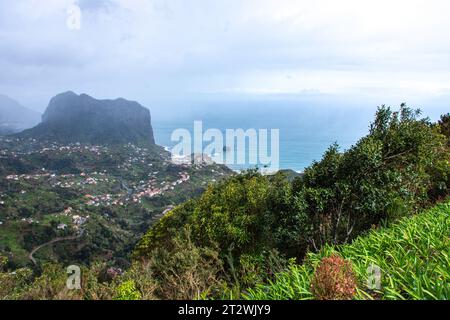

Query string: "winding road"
[29, 229, 85, 265]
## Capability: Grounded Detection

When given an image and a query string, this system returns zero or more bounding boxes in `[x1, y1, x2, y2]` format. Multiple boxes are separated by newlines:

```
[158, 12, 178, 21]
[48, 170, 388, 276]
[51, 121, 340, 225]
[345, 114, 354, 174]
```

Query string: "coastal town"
[0, 137, 232, 266]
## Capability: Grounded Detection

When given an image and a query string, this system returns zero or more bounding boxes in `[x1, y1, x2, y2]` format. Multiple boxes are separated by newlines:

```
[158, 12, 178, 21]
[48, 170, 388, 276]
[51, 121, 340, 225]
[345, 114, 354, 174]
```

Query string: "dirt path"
[29, 229, 84, 265]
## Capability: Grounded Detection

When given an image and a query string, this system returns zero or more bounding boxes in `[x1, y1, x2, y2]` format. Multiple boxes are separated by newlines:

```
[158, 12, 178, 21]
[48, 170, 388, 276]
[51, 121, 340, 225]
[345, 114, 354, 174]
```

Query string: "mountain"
[0, 94, 41, 135]
[278, 169, 303, 181]
[18, 91, 156, 145]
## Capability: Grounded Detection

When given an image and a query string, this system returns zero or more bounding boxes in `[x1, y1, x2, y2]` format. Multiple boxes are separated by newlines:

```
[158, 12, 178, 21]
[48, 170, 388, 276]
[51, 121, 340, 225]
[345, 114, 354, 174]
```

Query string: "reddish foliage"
[310, 255, 357, 300]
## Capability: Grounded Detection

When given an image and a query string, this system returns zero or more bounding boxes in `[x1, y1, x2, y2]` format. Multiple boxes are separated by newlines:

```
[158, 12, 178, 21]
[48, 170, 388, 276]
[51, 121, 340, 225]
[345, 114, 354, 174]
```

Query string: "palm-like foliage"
[244, 201, 450, 300]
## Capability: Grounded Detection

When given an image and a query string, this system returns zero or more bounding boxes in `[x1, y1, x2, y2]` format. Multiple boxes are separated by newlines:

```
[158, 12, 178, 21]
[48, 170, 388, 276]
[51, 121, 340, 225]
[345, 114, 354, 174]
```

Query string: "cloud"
[77, 0, 115, 12]
[1, 0, 450, 109]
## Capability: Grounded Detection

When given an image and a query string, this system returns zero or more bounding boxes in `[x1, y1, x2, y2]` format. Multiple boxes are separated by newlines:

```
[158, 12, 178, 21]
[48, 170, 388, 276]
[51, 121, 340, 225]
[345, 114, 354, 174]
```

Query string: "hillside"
[1, 198, 448, 300]
[0, 106, 448, 300]
[0, 92, 235, 268]
[244, 201, 450, 300]
[17, 92, 155, 146]
[0, 94, 41, 135]
[0, 137, 232, 267]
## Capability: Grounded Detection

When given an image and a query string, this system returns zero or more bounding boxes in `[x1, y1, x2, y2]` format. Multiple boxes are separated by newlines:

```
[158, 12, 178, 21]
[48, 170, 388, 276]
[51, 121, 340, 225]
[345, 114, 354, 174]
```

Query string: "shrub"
[0, 262, 116, 300]
[135, 170, 308, 260]
[0, 267, 33, 299]
[218, 249, 292, 299]
[136, 106, 448, 269]
[132, 228, 225, 300]
[133, 200, 196, 258]
[114, 280, 141, 300]
[17, 263, 83, 300]
[310, 255, 357, 300]
[244, 201, 450, 300]
[0, 255, 7, 271]
[80, 263, 115, 300]
[438, 113, 450, 145]
[296, 105, 448, 248]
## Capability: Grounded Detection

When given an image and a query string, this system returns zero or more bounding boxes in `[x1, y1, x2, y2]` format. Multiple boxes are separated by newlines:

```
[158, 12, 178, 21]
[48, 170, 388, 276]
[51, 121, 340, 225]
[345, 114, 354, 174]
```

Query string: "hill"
[0, 137, 232, 267]
[17, 92, 155, 145]
[0, 94, 41, 135]
[244, 200, 450, 300]
[0, 106, 448, 300]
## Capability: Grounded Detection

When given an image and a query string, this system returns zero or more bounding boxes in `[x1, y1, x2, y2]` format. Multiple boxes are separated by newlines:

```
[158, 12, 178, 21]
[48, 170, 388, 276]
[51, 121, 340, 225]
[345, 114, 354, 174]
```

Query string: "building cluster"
[55, 207, 89, 230]
[0, 138, 109, 158]
[130, 172, 190, 204]
[84, 193, 124, 207]
[6, 173, 51, 181]
[72, 215, 89, 228]
[6, 171, 113, 191]
[1, 140, 224, 222]
[82, 171, 191, 206]
[21, 217, 38, 224]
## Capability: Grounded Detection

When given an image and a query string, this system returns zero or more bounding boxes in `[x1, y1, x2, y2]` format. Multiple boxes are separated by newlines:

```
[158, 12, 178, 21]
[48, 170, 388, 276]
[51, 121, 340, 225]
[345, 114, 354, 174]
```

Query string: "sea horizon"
[152, 99, 448, 172]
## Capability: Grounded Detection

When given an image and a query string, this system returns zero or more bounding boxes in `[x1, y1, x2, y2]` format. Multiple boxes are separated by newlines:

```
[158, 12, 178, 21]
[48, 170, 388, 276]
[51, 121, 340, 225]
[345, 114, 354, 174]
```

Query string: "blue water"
[150, 98, 447, 172]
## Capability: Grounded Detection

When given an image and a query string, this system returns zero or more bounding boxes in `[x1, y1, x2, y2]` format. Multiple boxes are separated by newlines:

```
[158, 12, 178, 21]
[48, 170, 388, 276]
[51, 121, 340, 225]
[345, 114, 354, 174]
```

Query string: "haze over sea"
[151, 96, 449, 172]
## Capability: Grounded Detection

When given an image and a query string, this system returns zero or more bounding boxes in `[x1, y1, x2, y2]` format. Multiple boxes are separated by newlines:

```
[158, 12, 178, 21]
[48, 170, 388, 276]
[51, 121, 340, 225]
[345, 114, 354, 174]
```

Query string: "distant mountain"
[278, 169, 303, 181]
[17, 91, 156, 145]
[0, 94, 41, 135]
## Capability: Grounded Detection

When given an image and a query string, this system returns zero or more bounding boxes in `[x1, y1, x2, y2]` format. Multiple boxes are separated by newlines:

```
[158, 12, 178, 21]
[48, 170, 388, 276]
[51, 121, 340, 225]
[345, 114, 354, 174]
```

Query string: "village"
[1, 137, 227, 210]
[4, 169, 191, 208]
[0, 137, 232, 266]
[0, 137, 110, 157]
[0, 139, 207, 231]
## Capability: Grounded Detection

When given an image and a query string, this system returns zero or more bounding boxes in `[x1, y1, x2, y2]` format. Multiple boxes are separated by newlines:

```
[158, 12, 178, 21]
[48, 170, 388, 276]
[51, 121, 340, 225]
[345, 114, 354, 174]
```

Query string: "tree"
[296, 105, 448, 248]
[438, 113, 450, 145]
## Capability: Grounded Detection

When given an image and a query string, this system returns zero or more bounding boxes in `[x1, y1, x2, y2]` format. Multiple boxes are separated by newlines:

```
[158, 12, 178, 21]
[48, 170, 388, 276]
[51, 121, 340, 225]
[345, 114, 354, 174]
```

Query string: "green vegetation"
[439, 113, 450, 145]
[0, 105, 448, 300]
[134, 171, 300, 258]
[0, 140, 231, 267]
[114, 280, 142, 300]
[132, 105, 449, 299]
[135, 105, 449, 257]
[244, 201, 450, 300]
[0, 200, 447, 300]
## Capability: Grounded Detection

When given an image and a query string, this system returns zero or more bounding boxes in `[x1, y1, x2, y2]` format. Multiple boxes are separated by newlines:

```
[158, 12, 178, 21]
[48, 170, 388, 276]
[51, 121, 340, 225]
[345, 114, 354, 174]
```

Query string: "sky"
[1, 0, 450, 113]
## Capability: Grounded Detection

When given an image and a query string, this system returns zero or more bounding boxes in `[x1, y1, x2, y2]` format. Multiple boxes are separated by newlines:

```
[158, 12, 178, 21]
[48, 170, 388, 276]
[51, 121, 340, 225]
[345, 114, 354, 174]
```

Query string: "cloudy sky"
[1, 0, 450, 112]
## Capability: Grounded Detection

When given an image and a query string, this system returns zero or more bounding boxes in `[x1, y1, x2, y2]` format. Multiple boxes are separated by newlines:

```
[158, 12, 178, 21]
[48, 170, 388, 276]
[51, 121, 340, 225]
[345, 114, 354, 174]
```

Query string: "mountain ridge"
[17, 92, 156, 146]
[0, 94, 41, 135]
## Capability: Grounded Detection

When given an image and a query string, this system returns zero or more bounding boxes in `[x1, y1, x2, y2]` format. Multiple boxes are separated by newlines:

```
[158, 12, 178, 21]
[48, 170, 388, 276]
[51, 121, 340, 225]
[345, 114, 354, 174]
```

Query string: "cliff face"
[18, 91, 155, 145]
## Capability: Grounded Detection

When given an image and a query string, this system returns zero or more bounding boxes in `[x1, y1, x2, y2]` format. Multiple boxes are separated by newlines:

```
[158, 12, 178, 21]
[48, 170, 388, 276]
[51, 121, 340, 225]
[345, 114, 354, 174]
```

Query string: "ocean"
[151, 98, 447, 172]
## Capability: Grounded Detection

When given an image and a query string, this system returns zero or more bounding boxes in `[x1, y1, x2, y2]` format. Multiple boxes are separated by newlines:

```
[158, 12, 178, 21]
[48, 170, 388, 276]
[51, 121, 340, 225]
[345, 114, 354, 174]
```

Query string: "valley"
[0, 137, 231, 268]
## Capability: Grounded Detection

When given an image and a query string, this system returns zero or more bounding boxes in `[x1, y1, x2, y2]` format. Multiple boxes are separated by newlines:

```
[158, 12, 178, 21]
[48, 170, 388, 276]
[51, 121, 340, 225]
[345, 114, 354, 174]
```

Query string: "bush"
[0, 255, 7, 271]
[131, 106, 448, 300]
[135, 170, 308, 260]
[137, 106, 448, 267]
[310, 255, 356, 300]
[0, 262, 115, 300]
[17, 263, 82, 300]
[295, 105, 448, 248]
[114, 280, 141, 300]
[132, 228, 226, 300]
[438, 113, 450, 145]
[0, 267, 33, 299]
[244, 201, 450, 300]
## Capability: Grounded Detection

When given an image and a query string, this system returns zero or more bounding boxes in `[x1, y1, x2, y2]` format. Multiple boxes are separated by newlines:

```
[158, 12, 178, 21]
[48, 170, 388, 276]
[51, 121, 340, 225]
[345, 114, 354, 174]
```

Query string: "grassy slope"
[244, 200, 450, 300]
